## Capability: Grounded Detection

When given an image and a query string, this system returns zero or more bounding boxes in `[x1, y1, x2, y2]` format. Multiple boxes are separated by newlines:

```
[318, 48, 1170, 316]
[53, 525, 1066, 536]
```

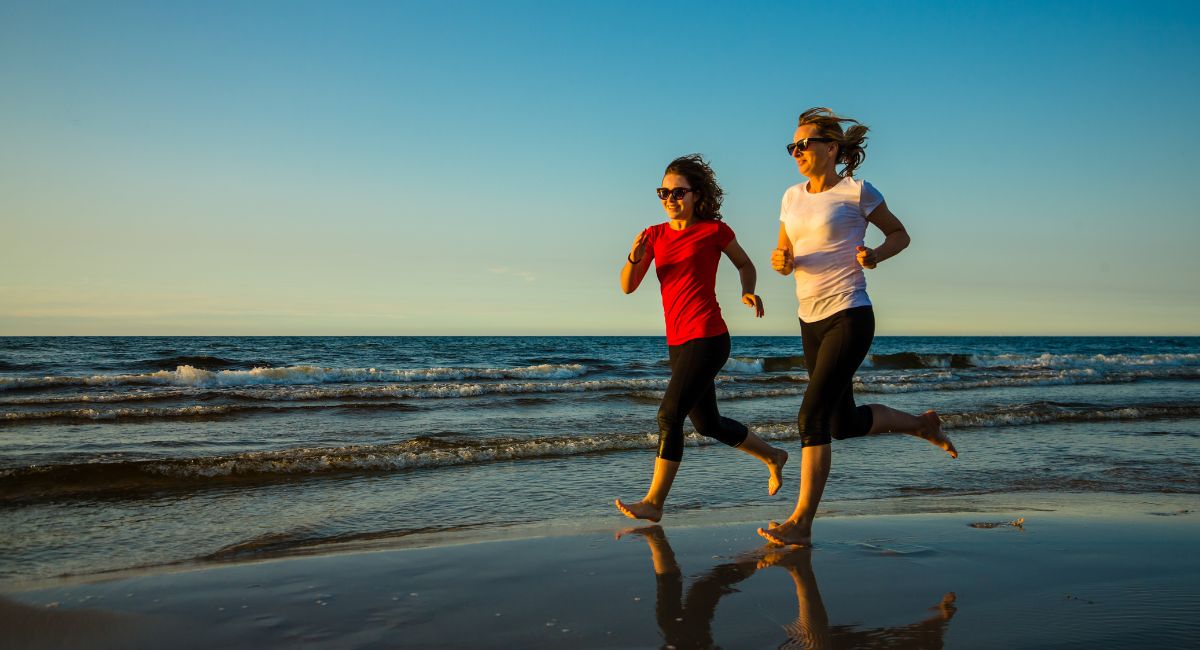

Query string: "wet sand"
[3, 494, 1197, 649]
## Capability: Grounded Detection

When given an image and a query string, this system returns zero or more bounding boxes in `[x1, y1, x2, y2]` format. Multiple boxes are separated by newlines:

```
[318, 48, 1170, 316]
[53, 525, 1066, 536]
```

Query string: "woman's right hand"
[771, 247, 794, 275]
[628, 229, 648, 264]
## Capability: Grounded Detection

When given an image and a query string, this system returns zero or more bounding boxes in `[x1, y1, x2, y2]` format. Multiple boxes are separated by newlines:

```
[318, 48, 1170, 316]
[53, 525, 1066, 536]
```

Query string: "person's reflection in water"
[758, 547, 957, 650]
[616, 525, 761, 649]
[617, 525, 957, 650]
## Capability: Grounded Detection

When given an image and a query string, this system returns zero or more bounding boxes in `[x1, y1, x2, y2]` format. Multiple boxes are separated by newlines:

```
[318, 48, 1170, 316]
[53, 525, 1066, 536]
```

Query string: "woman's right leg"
[863, 405, 958, 458]
[689, 381, 789, 495]
[683, 334, 790, 495]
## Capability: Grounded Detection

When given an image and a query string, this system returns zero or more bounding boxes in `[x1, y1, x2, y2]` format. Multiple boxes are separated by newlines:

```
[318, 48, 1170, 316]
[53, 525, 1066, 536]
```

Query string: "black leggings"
[798, 306, 876, 447]
[656, 332, 749, 462]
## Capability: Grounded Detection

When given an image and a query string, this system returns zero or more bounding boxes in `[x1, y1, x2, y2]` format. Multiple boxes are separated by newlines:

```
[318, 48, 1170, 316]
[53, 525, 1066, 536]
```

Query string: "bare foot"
[767, 448, 788, 496]
[916, 410, 957, 458]
[615, 498, 662, 522]
[756, 519, 812, 547]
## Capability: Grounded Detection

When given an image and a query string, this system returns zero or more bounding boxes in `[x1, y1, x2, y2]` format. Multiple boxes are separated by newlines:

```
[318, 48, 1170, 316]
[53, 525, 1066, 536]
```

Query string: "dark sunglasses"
[656, 187, 697, 201]
[786, 137, 836, 156]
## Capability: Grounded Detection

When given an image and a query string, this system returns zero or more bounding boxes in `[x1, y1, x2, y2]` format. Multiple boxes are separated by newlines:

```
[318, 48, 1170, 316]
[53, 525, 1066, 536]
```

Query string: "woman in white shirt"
[759, 108, 958, 547]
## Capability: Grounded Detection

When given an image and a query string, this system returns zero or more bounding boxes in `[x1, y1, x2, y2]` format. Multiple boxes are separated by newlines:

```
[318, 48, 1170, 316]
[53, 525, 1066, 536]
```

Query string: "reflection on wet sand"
[617, 525, 957, 649]
[759, 546, 957, 650]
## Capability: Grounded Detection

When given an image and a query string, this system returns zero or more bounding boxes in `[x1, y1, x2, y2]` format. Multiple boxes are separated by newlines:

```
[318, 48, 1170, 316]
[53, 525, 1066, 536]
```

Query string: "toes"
[614, 500, 635, 519]
[756, 528, 783, 546]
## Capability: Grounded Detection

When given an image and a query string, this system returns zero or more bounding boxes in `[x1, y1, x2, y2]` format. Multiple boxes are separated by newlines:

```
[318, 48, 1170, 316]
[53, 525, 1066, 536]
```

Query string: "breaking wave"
[0, 363, 591, 392]
[4, 401, 1198, 502]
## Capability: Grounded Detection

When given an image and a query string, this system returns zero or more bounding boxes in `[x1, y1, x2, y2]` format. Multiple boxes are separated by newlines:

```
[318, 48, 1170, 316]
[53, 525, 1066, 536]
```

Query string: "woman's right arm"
[771, 224, 794, 275]
[620, 229, 651, 294]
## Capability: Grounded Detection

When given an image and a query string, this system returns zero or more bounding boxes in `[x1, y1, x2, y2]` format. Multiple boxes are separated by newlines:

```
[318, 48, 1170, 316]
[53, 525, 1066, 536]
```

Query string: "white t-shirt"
[779, 176, 884, 322]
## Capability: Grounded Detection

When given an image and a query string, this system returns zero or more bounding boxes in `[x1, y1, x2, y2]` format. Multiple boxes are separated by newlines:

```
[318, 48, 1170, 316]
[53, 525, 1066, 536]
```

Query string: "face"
[791, 124, 839, 179]
[659, 173, 696, 221]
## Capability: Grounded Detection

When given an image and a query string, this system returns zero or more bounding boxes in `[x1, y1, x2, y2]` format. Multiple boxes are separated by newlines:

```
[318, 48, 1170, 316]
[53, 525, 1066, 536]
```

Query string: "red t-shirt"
[643, 219, 736, 346]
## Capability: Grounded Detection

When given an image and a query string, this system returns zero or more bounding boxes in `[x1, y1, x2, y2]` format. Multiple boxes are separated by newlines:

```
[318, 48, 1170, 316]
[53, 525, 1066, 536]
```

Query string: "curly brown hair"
[663, 154, 724, 220]
[798, 107, 870, 177]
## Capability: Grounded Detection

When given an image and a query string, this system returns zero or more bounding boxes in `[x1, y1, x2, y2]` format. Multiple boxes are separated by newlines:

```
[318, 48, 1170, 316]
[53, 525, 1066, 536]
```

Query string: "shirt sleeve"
[778, 188, 790, 223]
[642, 225, 657, 263]
[715, 221, 736, 249]
[860, 181, 885, 218]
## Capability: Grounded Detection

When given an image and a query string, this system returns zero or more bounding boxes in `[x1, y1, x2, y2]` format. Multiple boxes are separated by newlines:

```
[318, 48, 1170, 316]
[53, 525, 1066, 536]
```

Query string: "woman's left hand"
[742, 293, 765, 318]
[856, 245, 878, 269]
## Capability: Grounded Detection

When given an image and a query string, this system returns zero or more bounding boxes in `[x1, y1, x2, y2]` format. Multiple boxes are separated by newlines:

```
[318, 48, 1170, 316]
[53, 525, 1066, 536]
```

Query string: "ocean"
[2, 336, 1198, 584]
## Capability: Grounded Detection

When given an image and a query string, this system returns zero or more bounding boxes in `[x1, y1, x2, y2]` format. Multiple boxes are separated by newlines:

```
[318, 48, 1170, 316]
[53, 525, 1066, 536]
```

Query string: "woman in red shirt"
[615, 154, 790, 522]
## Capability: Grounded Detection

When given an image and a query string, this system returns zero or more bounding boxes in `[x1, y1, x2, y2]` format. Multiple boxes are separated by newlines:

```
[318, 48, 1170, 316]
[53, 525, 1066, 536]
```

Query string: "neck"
[805, 168, 842, 193]
[669, 216, 695, 230]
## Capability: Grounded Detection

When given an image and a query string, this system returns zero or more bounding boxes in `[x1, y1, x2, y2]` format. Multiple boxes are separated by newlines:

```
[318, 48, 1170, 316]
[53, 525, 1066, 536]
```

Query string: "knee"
[657, 406, 682, 437]
[830, 406, 874, 440]
[657, 408, 684, 461]
[797, 405, 832, 448]
[695, 416, 748, 448]
[720, 416, 749, 447]
[656, 432, 684, 461]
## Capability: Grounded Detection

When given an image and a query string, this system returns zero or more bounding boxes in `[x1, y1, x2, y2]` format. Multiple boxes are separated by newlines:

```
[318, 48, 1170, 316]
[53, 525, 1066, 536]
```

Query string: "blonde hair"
[798, 107, 869, 177]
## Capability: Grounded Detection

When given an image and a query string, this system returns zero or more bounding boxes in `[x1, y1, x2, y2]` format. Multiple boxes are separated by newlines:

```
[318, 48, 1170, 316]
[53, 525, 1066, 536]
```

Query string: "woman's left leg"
[616, 335, 726, 521]
[824, 309, 957, 457]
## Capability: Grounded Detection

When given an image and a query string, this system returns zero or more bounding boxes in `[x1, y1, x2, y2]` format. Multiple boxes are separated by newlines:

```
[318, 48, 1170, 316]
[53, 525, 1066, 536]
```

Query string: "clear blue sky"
[2, 0, 1198, 335]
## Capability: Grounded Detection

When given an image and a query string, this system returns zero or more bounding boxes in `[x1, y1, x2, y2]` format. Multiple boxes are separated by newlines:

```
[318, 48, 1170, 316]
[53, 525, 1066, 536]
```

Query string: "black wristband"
[627, 253, 642, 264]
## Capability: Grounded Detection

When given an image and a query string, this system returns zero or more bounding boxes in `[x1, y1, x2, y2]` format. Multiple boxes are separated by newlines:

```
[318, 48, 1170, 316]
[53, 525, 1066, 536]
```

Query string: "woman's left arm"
[723, 238, 765, 318]
[858, 201, 911, 269]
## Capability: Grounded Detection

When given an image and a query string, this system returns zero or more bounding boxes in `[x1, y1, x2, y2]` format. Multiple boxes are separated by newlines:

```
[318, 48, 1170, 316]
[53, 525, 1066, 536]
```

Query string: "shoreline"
[4, 492, 1198, 649]
[4, 490, 1193, 593]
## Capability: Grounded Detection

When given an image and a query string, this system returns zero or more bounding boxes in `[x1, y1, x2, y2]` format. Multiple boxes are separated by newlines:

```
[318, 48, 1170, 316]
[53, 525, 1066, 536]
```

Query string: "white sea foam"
[2, 405, 238, 421]
[974, 352, 1200, 369]
[5, 364, 1197, 410]
[5, 401, 1197, 498]
[138, 426, 807, 479]
[227, 377, 670, 401]
[944, 404, 1200, 429]
[0, 390, 195, 405]
[0, 363, 590, 391]
[722, 357, 765, 374]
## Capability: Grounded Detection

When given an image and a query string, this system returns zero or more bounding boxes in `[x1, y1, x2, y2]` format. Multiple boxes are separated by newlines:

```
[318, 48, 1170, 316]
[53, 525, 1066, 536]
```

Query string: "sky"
[2, 0, 1198, 336]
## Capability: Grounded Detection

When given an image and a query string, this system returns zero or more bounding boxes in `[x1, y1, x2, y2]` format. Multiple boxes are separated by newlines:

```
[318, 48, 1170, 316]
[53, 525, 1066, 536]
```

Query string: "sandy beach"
[3, 492, 1196, 649]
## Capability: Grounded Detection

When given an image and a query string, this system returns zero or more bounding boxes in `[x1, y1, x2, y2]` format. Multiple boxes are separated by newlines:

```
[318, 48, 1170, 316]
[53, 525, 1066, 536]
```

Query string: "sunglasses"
[786, 137, 836, 156]
[656, 187, 697, 201]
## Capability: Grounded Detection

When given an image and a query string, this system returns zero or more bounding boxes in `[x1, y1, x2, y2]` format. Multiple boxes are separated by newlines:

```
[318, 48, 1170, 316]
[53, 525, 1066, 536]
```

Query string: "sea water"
[1, 336, 1197, 582]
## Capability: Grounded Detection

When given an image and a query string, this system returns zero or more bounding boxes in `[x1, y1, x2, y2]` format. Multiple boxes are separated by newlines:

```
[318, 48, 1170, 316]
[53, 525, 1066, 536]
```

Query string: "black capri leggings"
[798, 305, 876, 447]
[656, 332, 749, 462]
